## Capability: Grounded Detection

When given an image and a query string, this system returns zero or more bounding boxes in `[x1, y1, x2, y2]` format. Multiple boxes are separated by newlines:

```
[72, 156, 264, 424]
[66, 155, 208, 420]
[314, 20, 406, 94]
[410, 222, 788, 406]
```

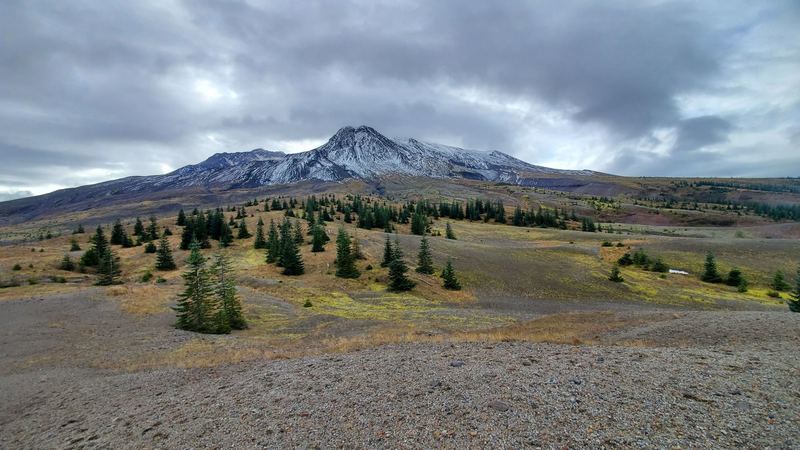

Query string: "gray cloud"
[0, 0, 798, 197]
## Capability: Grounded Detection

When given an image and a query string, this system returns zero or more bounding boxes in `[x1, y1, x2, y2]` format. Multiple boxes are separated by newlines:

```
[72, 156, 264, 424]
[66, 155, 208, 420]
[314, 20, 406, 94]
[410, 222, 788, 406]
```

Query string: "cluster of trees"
[178, 209, 235, 249]
[75, 226, 121, 285]
[264, 218, 305, 275]
[380, 235, 461, 291]
[692, 180, 800, 194]
[65, 217, 177, 286]
[617, 248, 669, 273]
[700, 253, 749, 292]
[174, 245, 247, 333]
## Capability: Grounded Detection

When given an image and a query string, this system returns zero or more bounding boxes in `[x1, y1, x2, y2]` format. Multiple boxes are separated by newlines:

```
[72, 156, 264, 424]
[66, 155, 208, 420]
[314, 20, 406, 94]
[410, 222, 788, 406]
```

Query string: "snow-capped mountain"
[0, 125, 602, 223]
[134, 125, 593, 191]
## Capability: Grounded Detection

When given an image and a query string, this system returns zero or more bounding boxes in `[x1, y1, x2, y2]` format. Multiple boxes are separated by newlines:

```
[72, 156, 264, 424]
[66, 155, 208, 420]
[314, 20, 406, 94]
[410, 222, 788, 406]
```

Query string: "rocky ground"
[1, 291, 798, 449]
[1, 339, 798, 449]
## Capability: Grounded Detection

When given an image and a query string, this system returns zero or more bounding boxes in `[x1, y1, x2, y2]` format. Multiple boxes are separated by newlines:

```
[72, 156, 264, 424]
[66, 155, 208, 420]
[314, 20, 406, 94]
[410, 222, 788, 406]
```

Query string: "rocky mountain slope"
[0, 126, 600, 223]
[138, 125, 596, 190]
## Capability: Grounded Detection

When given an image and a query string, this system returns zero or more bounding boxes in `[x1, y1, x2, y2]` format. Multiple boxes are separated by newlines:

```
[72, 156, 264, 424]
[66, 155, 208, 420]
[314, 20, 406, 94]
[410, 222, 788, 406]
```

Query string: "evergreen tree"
[59, 254, 75, 271]
[441, 259, 461, 290]
[788, 266, 800, 313]
[219, 221, 234, 247]
[411, 212, 427, 235]
[650, 258, 669, 273]
[632, 248, 649, 267]
[179, 218, 195, 250]
[133, 217, 145, 236]
[737, 277, 749, 293]
[74, 224, 85, 234]
[209, 253, 247, 331]
[110, 219, 126, 245]
[174, 243, 213, 332]
[237, 218, 251, 239]
[146, 216, 159, 241]
[608, 266, 624, 282]
[253, 217, 267, 249]
[144, 241, 157, 253]
[617, 253, 633, 266]
[80, 225, 109, 267]
[701, 253, 722, 283]
[294, 221, 304, 244]
[311, 223, 326, 252]
[281, 226, 305, 276]
[176, 209, 187, 226]
[381, 234, 395, 267]
[95, 247, 122, 286]
[771, 270, 790, 291]
[69, 238, 81, 251]
[445, 222, 456, 240]
[726, 268, 744, 287]
[334, 228, 360, 278]
[155, 235, 177, 270]
[388, 242, 414, 291]
[266, 219, 281, 264]
[416, 236, 434, 274]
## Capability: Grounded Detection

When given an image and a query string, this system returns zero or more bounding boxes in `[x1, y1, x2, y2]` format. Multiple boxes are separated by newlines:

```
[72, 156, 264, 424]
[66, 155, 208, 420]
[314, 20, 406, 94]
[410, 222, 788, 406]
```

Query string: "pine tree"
[701, 253, 722, 283]
[144, 241, 157, 253]
[110, 219, 126, 245]
[381, 234, 395, 267]
[219, 221, 233, 247]
[440, 259, 461, 290]
[237, 218, 251, 239]
[335, 228, 360, 278]
[277, 219, 304, 275]
[174, 243, 213, 332]
[787, 266, 800, 312]
[179, 218, 195, 250]
[59, 254, 75, 271]
[294, 221, 304, 244]
[411, 212, 427, 235]
[80, 225, 109, 267]
[253, 217, 267, 249]
[416, 236, 434, 274]
[69, 238, 81, 251]
[388, 242, 414, 291]
[608, 266, 624, 282]
[445, 222, 456, 240]
[176, 209, 186, 226]
[266, 219, 281, 264]
[133, 217, 145, 236]
[281, 233, 305, 276]
[209, 253, 247, 331]
[155, 235, 177, 270]
[95, 247, 122, 286]
[311, 223, 326, 252]
[771, 270, 790, 291]
[726, 268, 743, 287]
[146, 216, 159, 241]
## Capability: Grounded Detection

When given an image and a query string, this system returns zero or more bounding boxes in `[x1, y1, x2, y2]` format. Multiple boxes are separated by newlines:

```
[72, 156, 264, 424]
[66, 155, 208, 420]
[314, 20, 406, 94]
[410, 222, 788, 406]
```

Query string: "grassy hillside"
[1, 187, 797, 368]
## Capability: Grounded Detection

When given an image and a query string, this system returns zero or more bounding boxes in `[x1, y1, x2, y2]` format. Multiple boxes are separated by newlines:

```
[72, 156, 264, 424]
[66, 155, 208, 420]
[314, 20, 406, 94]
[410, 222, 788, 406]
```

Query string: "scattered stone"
[488, 400, 510, 412]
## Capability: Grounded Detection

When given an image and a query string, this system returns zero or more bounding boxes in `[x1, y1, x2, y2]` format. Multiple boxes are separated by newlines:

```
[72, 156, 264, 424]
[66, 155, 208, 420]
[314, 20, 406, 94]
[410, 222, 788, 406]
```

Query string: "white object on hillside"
[669, 269, 689, 275]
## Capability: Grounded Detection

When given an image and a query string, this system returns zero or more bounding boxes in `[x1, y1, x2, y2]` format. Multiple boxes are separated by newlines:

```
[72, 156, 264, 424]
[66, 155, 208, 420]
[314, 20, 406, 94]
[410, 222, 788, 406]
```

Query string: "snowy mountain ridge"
[146, 125, 594, 190]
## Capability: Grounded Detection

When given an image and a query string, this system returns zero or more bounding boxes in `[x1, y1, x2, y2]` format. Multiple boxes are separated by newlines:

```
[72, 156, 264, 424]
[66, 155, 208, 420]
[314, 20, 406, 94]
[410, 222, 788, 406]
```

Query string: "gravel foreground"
[1, 339, 798, 449]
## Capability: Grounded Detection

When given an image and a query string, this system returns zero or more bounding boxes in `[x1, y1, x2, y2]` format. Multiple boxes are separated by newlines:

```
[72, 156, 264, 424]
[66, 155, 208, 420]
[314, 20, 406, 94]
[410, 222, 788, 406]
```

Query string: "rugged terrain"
[1, 128, 799, 448]
[0, 294, 797, 449]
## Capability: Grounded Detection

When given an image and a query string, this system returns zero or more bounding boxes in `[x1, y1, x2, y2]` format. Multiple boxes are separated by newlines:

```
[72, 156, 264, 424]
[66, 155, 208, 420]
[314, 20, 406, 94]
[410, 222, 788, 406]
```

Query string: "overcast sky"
[1, 1, 799, 200]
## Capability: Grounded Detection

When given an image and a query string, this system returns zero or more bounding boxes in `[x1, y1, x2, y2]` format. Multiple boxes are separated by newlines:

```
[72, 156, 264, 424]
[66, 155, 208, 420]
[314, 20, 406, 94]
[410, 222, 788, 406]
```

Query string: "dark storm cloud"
[674, 116, 734, 153]
[0, 0, 798, 196]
